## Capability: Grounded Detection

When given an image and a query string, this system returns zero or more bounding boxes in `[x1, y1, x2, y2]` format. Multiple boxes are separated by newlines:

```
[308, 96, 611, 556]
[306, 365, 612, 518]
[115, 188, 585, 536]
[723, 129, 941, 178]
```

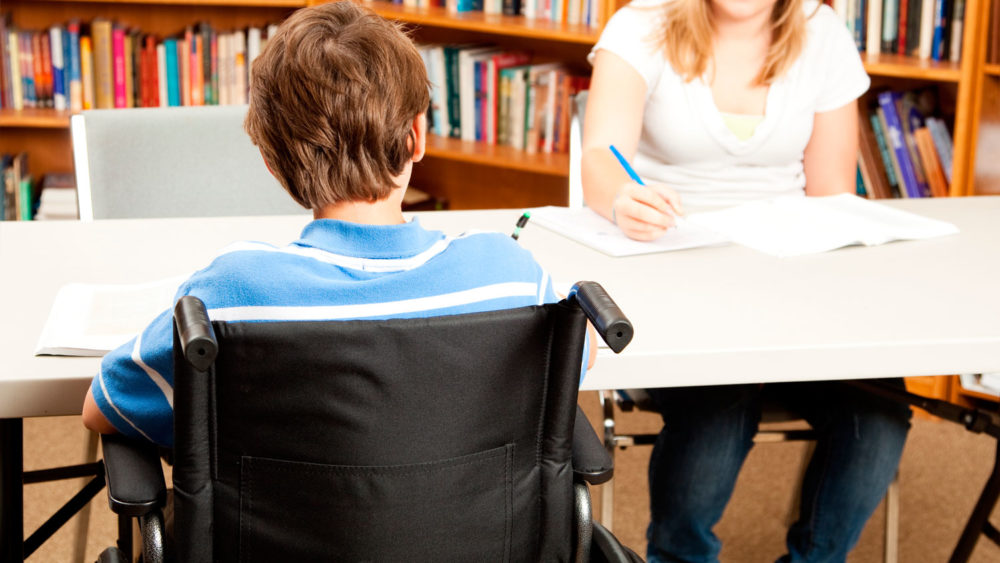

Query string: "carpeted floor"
[20, 392, 1000, 562]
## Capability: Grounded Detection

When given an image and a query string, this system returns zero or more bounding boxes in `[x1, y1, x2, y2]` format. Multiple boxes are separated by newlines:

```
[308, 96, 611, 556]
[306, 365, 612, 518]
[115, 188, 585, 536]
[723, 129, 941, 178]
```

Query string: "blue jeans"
[645, 380, 912, 563]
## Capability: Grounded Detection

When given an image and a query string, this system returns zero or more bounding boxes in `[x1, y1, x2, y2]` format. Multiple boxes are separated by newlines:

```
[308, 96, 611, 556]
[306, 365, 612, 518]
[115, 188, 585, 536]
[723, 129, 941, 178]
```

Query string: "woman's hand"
[611, 181, 684, 241]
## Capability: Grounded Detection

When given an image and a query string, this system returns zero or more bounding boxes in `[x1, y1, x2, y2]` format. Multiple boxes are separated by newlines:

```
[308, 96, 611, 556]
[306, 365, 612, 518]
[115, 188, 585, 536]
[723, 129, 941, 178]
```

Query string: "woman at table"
[581, 0, 912, 561]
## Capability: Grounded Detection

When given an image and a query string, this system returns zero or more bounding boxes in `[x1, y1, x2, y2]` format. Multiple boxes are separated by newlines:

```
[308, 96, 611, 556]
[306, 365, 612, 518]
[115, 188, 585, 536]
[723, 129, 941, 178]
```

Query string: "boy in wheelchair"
[82, 0, 594, 446]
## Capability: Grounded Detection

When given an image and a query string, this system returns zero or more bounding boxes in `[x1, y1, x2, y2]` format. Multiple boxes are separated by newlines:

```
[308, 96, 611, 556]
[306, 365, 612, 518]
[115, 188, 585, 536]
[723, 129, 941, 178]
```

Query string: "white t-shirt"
[590, 0, 870, 209]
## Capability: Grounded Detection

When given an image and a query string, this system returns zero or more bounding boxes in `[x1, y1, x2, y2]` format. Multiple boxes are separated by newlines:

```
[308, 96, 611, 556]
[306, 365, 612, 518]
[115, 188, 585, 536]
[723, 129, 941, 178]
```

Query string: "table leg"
[950, 442, 1000, 563]
[1, 418, 24, 562]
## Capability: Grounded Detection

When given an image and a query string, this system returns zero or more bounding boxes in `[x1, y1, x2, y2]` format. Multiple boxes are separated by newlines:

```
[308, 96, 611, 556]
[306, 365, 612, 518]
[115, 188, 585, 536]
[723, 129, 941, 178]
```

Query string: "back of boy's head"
[245, 1, 430, 209]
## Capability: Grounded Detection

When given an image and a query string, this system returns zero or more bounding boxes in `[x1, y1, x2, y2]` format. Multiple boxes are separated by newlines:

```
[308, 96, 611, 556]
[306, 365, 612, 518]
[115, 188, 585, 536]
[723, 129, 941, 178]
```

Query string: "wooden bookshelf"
[0, 0, 996, 210]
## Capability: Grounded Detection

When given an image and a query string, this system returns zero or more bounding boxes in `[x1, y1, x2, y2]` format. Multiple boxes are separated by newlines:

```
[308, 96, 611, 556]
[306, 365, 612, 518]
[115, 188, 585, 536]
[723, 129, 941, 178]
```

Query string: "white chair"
[71, 105, 307, 220]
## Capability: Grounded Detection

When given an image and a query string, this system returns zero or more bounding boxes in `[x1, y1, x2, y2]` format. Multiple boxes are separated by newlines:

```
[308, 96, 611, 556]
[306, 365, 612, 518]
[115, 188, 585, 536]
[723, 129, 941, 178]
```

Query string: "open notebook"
[685, 194, 959, 257]
[35, 275, 187, 356]
[531, 194, 958, 258]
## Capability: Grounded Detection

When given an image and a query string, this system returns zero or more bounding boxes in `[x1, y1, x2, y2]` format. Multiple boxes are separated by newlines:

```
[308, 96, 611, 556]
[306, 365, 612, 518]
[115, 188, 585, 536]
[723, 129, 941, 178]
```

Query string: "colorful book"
[881, 0, 899, 53]
[858, 110, 893, 198]
[914, 127, 949, 197]
[7, 28, 22, 110]
[80, 36, 95, 110]
[0, 16, 9, 109]
[49, 27, 66, 111]
[867, 112, 898, 197]
[877, 91, 923, 198]
[949, 0, 965, 62]
[234, 29, 247, 105]
[164, 38, 180, 106]
[925, 116, 954, 182]
[66, 21, 82, 112]
[91, 18, 114, 109]
[930, 0, 947, 60]
[112, 26, 127, 108]
[156, 42, 167, 107]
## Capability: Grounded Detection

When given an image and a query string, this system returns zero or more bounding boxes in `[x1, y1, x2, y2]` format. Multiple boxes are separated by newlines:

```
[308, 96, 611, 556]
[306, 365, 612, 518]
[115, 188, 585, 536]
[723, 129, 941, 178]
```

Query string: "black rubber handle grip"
[570, 281, 633, 354]
[173, 296, 218, 372]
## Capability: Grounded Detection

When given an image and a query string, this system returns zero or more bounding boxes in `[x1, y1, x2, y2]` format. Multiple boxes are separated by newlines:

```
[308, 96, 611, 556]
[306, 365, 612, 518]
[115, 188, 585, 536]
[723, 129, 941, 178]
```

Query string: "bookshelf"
[1, 0, 996, 209]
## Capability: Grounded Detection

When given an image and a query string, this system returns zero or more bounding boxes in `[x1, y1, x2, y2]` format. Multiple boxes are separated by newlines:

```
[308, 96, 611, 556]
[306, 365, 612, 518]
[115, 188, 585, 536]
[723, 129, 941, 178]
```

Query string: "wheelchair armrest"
[101, 433, 167, 517]
[569, 282, 633, 354]
[572, 406, 613, 485]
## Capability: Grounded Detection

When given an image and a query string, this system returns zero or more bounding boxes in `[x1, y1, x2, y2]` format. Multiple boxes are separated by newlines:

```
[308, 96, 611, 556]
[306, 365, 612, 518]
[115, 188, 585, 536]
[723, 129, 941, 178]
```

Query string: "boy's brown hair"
[245, 1, 430, 209]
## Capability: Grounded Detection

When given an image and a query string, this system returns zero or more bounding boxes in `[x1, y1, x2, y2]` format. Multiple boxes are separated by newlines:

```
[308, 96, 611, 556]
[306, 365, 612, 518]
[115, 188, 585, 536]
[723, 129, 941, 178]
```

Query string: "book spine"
[234, 30, 247, 105]
[445, 47, 462, 138]
[22, 33, 36, 108]
[930, 0, 947, 60]
[80, 36, 94, 110]
[897, 0, 908, 54]
[925, 117, 954, 182]
[877, 91, 922, 197]
[210, 31, 218, 106]
[67, 22, 82, 112]
[0, 16, 9, 110]
[164, 39, 179, 106]
[948, 0, 964, 62]
[112, 26, 126, 108]
[8, 30, 22, 111]
[156, 43, 167, 107]
[869, 112, 899, 191]
[502, 0, 522, 15]
[881, 0, 899, 53]
[38, 32, 54, 108]
[92, 20, 113, 109]
[49, 27, 66, 111]
[179, 33, 190, 106]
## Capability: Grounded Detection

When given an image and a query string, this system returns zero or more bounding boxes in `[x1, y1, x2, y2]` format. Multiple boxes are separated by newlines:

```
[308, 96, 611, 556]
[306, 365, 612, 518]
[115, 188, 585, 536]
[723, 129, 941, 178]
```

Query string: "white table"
[4, 197, 1000, 418]
[2, 197, 1000, 559]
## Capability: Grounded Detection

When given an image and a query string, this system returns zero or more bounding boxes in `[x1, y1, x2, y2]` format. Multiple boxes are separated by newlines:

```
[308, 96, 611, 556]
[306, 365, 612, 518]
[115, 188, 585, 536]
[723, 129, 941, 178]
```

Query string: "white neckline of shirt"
[218, 232, 480, 273]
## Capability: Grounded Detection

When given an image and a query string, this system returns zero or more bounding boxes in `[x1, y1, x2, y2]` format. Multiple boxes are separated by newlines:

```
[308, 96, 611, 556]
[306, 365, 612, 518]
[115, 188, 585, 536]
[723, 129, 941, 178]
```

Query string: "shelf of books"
[1, 0, 996, 215]
[362, 1, 603, 44]
[861, 53, 962, 82]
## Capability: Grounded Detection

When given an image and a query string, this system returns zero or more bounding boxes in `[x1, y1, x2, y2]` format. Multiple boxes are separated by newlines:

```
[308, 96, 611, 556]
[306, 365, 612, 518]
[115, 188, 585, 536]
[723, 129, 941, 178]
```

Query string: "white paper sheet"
[529, 206, 729, 257]
[35, 275, 187, 356]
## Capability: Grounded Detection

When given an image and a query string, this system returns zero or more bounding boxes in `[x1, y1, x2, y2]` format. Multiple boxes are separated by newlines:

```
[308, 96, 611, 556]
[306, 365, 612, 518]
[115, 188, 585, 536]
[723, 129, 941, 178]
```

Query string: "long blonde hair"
[656, 0, 810, 86]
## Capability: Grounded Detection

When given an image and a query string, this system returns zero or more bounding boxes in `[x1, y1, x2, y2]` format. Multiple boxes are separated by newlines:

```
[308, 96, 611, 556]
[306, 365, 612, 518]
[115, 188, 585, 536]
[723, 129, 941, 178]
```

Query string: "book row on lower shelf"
[419, 44, 589, 154]
[856, 87, 955, 200]
[829, 0, 966, 62]
[0, 16, 280, 112]
[2, 153, 77, 222]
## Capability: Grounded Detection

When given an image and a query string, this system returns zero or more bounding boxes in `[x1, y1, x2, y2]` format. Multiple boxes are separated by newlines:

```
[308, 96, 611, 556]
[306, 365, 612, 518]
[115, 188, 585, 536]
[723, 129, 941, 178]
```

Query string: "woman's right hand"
[611, 181, 684, 241]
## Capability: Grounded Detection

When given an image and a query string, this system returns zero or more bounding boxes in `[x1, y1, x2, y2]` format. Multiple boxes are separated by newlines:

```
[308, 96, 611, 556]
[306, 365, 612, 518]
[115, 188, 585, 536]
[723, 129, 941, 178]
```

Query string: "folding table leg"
[1, 418, 24, 562]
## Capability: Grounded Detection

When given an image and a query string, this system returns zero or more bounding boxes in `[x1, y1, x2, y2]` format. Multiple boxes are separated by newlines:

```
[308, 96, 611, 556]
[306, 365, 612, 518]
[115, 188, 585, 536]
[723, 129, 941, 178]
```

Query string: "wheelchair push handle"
[569, 282, 633, 354]
[173, 295, 219, 371]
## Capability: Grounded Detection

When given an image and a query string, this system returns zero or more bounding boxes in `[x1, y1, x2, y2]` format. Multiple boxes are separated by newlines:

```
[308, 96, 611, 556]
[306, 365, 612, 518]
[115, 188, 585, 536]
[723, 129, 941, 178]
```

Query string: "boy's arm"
[82, 387, 118, 435]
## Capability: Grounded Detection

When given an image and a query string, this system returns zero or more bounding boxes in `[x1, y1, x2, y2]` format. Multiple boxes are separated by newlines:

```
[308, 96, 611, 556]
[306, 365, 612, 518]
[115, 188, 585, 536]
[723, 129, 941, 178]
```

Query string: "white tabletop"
[3, 197, 1000, 418]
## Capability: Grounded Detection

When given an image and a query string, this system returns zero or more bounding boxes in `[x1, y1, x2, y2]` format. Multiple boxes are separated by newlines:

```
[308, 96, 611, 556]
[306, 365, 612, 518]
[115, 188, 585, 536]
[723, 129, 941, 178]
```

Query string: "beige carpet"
[20, 393, 1000, 562]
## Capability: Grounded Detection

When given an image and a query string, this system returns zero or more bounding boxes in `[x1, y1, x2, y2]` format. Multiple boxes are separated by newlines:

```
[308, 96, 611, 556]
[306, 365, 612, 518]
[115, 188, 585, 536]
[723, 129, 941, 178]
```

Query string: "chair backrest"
[171, 297, 589, 562]
[568, 90, 589, 210]
[71, 105, 308, 220]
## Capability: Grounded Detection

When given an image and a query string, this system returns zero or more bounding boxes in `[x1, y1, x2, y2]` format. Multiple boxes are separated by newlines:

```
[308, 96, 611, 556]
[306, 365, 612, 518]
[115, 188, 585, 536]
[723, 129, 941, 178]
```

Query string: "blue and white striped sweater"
[93, 218, 582, 446]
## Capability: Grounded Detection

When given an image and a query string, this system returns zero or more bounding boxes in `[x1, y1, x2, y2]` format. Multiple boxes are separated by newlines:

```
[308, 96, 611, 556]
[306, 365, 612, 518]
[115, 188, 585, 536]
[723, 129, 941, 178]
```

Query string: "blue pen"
[609, 144, 681, 226]
[609, 144, 645, 186]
